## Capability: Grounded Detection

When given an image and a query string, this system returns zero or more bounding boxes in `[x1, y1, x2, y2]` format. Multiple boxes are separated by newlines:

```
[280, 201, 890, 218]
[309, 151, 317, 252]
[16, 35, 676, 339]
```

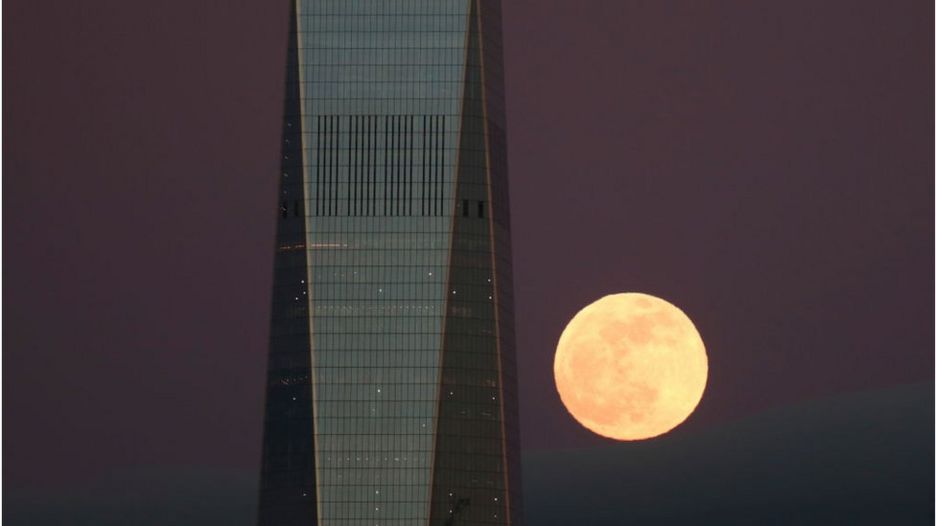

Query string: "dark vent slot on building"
[478, 200, 485, 219]
[310, 114, 445, 217]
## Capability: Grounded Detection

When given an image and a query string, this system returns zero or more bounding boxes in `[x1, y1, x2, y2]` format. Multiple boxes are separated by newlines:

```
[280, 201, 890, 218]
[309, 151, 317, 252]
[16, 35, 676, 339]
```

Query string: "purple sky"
[5, 0, 932, 490]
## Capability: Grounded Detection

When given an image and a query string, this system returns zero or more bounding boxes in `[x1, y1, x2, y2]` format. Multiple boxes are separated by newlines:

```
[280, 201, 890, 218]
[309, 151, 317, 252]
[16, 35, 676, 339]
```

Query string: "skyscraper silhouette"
[258, 2, 522, 524]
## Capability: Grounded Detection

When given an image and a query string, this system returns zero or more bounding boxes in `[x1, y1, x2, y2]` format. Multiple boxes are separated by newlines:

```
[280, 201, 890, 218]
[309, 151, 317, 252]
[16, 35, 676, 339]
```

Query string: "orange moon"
[554, 293, 708, 441]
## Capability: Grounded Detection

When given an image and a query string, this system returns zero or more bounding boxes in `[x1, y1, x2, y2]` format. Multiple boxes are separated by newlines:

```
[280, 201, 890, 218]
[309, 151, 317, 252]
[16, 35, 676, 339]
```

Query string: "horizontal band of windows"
[305, 300, 495, 306]
[315, 462, 504, 470]
[276, 314, 450, 322]
[302, 299, 492, 305]
[301, 55, 471, 60]
[302, 81, 470, 86]
[312, 394, 500, 400]
[288, 96, 477, 100]
[300, 14, 468, 18]
[266, 375, 499, 385]
[313, 423, 504, 432]
[307, 338, 493, 344]
[306, 315, 496, 321]
[300, 15, 468, 20]
[299, 28, 467, 34]
[304, 365, 498, 374]
[310, 404, 501, 412]
[276, 245, 451, 252]
[313, 445, 502, 452]
[300, 65, 471, 73]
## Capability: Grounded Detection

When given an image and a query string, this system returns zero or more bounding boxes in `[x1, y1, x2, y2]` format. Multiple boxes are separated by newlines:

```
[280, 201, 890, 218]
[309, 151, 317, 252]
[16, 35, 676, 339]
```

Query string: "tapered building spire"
[257, 2, 522, 524]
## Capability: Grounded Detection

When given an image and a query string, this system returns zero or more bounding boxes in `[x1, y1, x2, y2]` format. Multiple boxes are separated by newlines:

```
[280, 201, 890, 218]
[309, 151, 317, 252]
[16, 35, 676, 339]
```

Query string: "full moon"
[554, 293, 708, 441]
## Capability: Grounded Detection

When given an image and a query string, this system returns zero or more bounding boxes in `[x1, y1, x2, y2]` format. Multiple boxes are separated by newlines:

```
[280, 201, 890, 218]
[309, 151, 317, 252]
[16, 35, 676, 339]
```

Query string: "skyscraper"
[257, 1, 522, 524]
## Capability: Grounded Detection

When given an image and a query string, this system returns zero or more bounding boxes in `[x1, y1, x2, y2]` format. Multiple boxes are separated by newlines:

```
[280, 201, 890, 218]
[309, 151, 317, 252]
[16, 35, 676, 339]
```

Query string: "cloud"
[5, 384, 931, 525]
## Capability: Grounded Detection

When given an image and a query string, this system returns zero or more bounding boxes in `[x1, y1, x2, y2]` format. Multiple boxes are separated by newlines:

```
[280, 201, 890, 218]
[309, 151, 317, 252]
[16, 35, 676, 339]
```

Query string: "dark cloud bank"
[6, 383, 931, 525]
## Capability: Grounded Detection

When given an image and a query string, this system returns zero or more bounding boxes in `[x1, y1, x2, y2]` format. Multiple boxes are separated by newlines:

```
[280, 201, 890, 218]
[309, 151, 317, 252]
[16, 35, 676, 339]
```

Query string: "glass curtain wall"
[301, 2, 466, 523]
[258, 1, 522, 524]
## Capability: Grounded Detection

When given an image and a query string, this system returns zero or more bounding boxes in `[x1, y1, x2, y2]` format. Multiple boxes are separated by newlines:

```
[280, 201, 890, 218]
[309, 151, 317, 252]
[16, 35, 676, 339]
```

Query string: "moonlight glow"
[554, 293, 708, 441]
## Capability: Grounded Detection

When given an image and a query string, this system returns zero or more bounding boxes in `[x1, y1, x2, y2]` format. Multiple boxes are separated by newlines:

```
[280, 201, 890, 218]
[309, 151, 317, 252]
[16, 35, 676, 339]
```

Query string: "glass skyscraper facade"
[257, 1, 522, 525]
